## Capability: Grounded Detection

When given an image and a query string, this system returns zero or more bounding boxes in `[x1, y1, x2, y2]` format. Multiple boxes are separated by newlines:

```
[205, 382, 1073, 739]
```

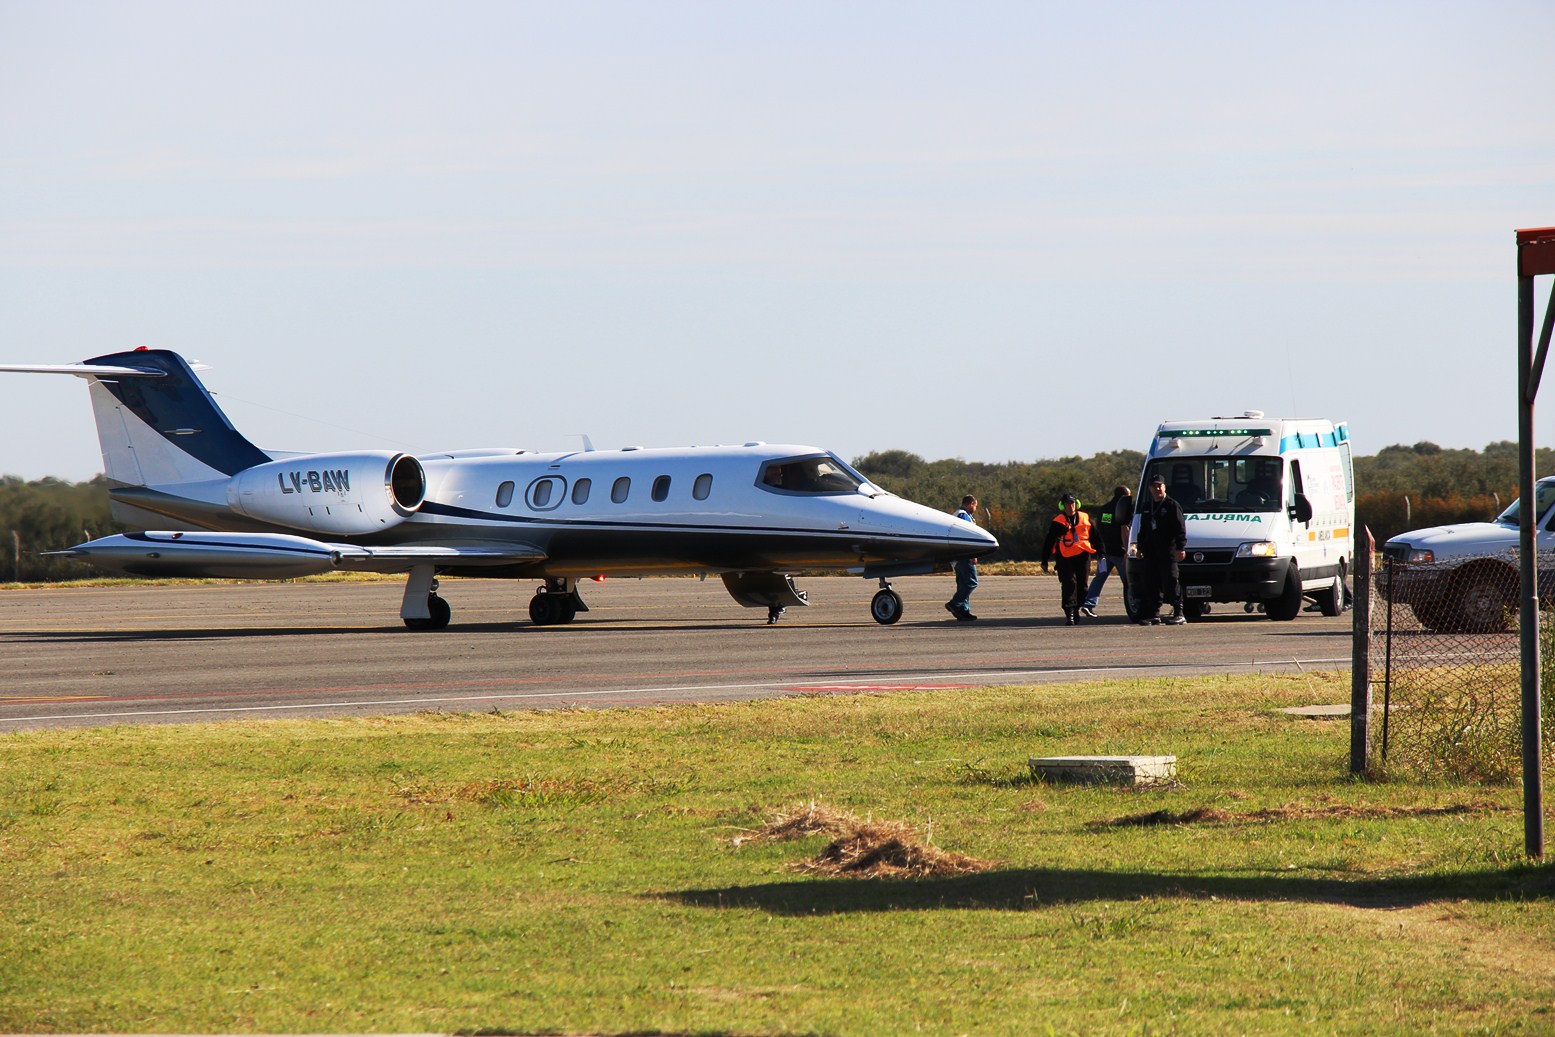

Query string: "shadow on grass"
[659, 863, 1555, 915]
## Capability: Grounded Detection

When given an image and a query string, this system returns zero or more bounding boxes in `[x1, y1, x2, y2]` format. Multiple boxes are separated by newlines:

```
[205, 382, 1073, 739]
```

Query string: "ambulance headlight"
[1235, 541, 1278, 558]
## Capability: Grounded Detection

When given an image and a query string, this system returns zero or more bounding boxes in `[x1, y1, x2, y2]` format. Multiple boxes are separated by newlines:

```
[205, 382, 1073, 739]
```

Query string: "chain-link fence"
[1369, 552, 1554, 781]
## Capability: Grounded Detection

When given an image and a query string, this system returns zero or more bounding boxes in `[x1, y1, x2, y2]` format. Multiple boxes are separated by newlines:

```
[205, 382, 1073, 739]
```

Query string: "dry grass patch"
[737, 802, 994, 878]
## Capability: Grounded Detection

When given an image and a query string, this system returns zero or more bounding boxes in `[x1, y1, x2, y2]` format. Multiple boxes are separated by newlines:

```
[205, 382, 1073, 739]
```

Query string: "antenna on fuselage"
[574, 434, 596, 452]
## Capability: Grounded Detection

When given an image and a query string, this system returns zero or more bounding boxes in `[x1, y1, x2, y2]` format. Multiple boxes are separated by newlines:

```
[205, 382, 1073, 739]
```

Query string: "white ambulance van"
[1126, 413, 1355, 621]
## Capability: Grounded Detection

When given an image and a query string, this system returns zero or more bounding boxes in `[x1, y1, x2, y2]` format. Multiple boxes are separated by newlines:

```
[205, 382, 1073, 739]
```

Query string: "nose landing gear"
[870, 578, 904, 625]
[401, 565, 452, 630]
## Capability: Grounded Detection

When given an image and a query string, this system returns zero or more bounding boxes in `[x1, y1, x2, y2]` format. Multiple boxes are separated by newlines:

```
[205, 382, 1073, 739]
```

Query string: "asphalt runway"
[0, 575, 1354, 730]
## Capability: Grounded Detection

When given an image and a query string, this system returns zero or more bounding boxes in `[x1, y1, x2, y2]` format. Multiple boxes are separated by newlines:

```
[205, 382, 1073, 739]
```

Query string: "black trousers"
[1139, 550, 1181, 618]
[1056, 554, 1090, 614]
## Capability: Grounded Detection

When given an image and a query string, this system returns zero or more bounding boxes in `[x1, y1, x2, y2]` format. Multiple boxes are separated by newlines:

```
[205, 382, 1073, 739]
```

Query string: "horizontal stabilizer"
[0, 362, 168, 378]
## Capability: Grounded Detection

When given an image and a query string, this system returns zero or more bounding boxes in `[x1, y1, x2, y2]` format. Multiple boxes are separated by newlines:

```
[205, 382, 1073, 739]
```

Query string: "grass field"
[2, 672, 1551, 1035]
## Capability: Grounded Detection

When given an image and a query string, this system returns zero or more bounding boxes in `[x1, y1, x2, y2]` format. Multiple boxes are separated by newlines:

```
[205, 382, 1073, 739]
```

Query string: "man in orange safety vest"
[1041, 492, 1097, 626]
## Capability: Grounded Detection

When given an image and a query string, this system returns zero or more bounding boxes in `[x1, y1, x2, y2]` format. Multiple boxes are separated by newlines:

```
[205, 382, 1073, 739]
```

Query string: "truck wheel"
[1450, 565, 1515, 633]
[1123, 590, 1141, 622]
[1266, 569, 1303, 621]
[1408, 601, 1456, 633]
[1315, 573, 1344, 617]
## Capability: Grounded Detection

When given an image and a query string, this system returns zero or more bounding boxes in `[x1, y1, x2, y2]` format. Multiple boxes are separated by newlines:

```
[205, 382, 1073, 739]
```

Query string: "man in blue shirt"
[946, 494, 981, 621]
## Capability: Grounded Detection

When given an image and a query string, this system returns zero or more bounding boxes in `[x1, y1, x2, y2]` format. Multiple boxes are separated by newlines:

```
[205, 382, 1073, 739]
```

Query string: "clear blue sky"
[2, 0, 1552, 483]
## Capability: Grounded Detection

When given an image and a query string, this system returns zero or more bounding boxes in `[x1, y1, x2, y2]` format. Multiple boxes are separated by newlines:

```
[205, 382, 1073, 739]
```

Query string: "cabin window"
[757, 454, 867, 495]
[526, 476, 565, 511]
[652, 475, 671, 502]
[693, 473, 713, 500]
[572, 478, 591, 505]
[611, 476, 631, 503]
[495, 481, 515, 508]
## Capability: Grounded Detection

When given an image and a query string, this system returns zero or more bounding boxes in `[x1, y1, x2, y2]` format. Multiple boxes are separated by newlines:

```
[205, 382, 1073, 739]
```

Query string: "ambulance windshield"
[1143, 456, 1284, 514]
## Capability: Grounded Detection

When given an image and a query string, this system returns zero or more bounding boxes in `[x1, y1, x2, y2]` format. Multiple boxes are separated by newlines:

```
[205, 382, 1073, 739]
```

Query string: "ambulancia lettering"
[1186, 513, 1263, 523]
[277, 469, 352, 495]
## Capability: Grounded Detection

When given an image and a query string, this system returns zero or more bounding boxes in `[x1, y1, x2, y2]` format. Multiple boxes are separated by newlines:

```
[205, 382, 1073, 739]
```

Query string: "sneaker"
[1066, 614, 1077, 626]
[1164, 614, 1186, 625]
[1079, 606, 1097, 618]
[945, 601, 959, 618]
[1138, 616, 1160, 627]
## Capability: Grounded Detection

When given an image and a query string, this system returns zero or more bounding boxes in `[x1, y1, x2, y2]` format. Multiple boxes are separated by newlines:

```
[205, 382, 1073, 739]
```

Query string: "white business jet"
[2, 349, 996, 629]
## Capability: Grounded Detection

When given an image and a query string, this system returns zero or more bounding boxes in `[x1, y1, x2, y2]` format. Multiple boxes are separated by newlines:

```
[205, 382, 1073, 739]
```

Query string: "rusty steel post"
[1515, 226, 1555, 859]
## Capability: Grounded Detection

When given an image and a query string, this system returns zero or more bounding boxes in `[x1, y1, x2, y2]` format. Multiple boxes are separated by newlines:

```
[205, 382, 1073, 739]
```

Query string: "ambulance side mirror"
[1289, 494, 1313, 524]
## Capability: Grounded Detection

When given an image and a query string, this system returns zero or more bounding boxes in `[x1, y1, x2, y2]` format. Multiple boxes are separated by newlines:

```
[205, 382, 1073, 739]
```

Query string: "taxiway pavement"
[0, 575, 1352, 730]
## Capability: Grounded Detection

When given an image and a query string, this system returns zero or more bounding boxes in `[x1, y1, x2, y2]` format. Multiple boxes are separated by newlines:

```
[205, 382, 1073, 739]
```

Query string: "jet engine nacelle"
[227, 451, 426, 535]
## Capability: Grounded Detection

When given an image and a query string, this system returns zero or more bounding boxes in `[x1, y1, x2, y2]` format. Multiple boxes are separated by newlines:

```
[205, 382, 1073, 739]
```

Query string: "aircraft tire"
[529, 593, 561, 626]
[404, 593, 451, 631]
[870, 588, 904, 625]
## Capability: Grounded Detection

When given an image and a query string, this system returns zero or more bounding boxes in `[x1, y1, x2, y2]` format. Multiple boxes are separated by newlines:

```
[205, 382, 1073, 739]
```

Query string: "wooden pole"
[1350, 528, 1373, 775]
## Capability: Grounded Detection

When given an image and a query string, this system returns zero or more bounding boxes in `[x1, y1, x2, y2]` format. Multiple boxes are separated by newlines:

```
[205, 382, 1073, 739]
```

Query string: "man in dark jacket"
[1081, 484, 1133, 617]
[1136, 473, 1187, 626]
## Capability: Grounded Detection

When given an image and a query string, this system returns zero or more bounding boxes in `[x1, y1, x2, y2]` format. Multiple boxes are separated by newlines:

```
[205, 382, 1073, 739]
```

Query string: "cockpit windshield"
[758, 453, 877, 495]
[1142, 456, 1284, 514]
[1494, 479, 1555, 527]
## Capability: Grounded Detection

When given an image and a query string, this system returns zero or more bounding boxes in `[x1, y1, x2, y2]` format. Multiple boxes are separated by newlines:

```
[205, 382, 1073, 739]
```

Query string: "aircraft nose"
[947, 519, 999, 553]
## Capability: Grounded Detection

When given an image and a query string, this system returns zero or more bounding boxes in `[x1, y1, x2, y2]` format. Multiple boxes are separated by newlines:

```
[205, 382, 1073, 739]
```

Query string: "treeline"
[1, 441, 1547, 580]
[1351, 440, 1553, 547]
[0, 475, 125, 582]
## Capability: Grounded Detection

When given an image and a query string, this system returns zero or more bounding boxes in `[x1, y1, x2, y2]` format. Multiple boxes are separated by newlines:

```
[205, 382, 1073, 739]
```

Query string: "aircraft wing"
[331, 541, 548, 573]
[47, 531, 547, 580]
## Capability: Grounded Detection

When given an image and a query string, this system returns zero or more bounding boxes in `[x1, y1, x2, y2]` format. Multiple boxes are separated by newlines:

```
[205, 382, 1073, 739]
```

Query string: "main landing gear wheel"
[529, 579, 584, 626]
[403, 593, 451, 630]
[529, 591, 579, 626]
[871, 588, 904, 625]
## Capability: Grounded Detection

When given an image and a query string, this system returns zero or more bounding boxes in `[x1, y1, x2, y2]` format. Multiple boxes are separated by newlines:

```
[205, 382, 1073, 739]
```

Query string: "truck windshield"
[1494, 480, 1555, 527]
[1142, 456, 1284, 514]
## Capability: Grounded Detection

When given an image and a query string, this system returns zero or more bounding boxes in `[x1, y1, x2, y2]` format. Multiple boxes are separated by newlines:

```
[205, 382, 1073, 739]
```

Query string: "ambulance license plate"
[1185, 585, 1211, 598]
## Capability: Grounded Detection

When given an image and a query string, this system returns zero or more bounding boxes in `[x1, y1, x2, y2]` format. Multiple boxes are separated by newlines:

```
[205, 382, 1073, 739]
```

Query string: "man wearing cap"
[1136, 473, 1188, 626]
[1041, 492, 1096, 626]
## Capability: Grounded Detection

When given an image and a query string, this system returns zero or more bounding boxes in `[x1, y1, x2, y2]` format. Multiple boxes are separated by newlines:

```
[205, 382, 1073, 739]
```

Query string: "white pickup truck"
[1378, 476, 1555, 632]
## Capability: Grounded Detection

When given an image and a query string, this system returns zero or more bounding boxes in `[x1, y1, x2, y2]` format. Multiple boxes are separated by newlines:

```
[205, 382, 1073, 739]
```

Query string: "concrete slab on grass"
[1029, 755, 1177, 786]
[1279, 704, 1350, 718]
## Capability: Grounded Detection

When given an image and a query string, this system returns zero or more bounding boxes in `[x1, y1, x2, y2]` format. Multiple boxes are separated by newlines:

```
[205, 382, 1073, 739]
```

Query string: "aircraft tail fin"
[1, 348, 271, 489]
